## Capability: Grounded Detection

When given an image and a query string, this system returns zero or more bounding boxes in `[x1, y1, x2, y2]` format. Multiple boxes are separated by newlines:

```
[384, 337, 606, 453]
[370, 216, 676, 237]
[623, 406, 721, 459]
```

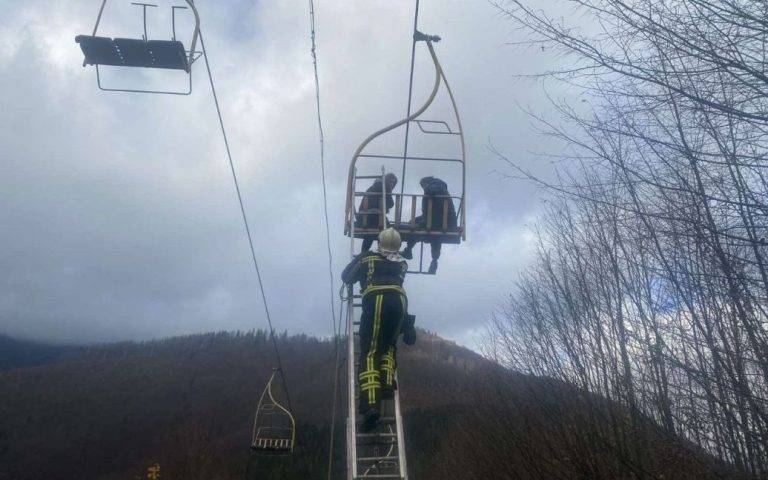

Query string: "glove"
[403, 314, 417, 345]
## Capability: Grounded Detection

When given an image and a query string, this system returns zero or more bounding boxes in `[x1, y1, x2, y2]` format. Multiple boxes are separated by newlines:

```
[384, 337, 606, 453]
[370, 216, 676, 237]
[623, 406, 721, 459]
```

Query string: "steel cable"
[199, 29, 293, 413]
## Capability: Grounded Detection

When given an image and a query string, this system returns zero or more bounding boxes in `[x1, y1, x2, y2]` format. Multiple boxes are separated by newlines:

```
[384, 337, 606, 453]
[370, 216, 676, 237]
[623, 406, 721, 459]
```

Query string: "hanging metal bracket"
[414, 30, 440, 43]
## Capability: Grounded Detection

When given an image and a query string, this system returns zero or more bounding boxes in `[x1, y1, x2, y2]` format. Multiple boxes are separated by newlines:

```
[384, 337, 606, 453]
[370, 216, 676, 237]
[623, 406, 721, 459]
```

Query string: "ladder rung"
[355, 175, 384, 180]
[356, 438, 397, 446]
[353, 303, 363, 308]
[357, 432, 397, 438]
[358, 455, 400, 462]
[354, 475, 403, 479]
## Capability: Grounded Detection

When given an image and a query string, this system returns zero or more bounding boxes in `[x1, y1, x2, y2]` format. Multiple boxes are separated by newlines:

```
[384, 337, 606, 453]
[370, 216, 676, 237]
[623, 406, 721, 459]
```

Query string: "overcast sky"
[0, 0, 572, 347]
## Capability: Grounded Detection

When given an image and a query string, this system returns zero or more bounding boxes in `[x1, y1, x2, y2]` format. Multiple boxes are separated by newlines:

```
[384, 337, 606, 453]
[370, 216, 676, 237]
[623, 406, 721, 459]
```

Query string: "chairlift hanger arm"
[435, 41, 467, 240]
[345, 36, 443, 226]
[345, 37, 467, 241]
[414, 30, 440, 43]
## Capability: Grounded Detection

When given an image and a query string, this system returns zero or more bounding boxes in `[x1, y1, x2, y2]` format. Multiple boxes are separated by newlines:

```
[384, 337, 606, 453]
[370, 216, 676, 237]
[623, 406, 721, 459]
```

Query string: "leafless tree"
[486, 0, 768, 475]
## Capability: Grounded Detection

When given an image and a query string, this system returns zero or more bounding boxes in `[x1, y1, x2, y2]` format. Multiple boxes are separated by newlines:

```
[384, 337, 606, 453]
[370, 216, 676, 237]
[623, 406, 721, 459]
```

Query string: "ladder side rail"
[347, 167, 359, 480]
[346, 287, 357, 480]
[393, 383, 408, 478]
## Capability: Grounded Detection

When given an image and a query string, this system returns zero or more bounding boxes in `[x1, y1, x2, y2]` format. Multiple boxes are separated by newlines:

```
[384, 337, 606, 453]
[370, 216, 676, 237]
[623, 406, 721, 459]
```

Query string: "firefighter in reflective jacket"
[342, 227, 409, 432]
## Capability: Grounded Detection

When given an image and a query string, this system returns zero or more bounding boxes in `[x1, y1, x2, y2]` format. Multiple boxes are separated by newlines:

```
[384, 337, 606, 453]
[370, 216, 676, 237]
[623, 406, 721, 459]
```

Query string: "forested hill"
[0, 331, 737, 479]
[0, 335, 75, 370]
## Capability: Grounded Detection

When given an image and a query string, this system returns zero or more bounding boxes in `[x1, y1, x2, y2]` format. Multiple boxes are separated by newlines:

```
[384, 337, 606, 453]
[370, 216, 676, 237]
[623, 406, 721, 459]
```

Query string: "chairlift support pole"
[399, 0, 421, 199]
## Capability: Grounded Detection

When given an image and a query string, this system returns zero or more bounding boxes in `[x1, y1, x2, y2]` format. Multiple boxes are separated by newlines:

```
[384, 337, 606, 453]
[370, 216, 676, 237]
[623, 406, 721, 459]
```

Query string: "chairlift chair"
[251, 369, 296, 454]
[344, 31, 467, 275]
[75, 0, 202, 94]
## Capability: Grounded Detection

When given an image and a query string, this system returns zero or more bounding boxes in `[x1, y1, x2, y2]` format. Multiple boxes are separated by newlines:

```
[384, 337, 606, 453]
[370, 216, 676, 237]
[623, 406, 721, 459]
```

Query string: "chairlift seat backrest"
[75, 35, 190, 72]
[75, 35, 122, 67]
[114, 38, 151, 67]
[146, 40, 189, 71]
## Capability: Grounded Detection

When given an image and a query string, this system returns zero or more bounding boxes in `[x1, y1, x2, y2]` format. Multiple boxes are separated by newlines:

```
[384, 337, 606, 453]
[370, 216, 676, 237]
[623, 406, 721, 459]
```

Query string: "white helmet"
[377, 227, 402, 254]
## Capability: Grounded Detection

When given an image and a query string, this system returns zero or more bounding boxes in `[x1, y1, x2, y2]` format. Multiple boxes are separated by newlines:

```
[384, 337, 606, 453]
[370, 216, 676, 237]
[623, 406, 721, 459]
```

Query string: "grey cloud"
[0, 0, 567, 347]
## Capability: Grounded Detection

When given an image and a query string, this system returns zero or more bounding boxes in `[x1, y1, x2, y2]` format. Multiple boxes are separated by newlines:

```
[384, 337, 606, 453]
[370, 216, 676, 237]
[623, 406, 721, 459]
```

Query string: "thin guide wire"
[199, 29, 293, 412]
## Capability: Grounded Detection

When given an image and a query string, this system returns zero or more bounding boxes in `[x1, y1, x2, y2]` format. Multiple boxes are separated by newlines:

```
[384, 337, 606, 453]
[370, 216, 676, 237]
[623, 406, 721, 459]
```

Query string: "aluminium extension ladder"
[346, 171, 408, 480]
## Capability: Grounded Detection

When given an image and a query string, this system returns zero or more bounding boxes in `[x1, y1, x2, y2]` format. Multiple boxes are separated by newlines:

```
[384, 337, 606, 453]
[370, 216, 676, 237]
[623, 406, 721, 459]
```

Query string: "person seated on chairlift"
[401, 176, 457, 274]
[356, 173, 398, 252]
[342, 228, 416, 432]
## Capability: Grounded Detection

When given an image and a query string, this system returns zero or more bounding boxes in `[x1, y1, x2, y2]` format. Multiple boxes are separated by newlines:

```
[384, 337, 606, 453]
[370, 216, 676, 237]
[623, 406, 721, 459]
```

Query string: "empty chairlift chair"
[75, 1, 202, 94]
[250, 369, 296, 454]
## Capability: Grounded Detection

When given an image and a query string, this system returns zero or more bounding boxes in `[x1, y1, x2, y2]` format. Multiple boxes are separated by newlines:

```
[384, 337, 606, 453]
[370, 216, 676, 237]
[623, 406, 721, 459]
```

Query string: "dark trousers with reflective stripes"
[358, 291, 405, 412]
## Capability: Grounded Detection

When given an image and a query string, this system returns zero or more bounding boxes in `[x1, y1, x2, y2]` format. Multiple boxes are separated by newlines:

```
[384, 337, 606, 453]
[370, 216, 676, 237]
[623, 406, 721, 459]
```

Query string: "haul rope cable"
[309, 0, 338, 337]
[305, 0, 347, 476]
[307, 0, 342, 359]
[199, 29, 293, 412]
[399, 0, 421, 197]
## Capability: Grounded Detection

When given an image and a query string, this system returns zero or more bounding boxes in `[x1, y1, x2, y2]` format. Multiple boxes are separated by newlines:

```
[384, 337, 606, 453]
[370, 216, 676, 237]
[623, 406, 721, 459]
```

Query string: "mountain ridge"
[0, 330, 738, 479]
